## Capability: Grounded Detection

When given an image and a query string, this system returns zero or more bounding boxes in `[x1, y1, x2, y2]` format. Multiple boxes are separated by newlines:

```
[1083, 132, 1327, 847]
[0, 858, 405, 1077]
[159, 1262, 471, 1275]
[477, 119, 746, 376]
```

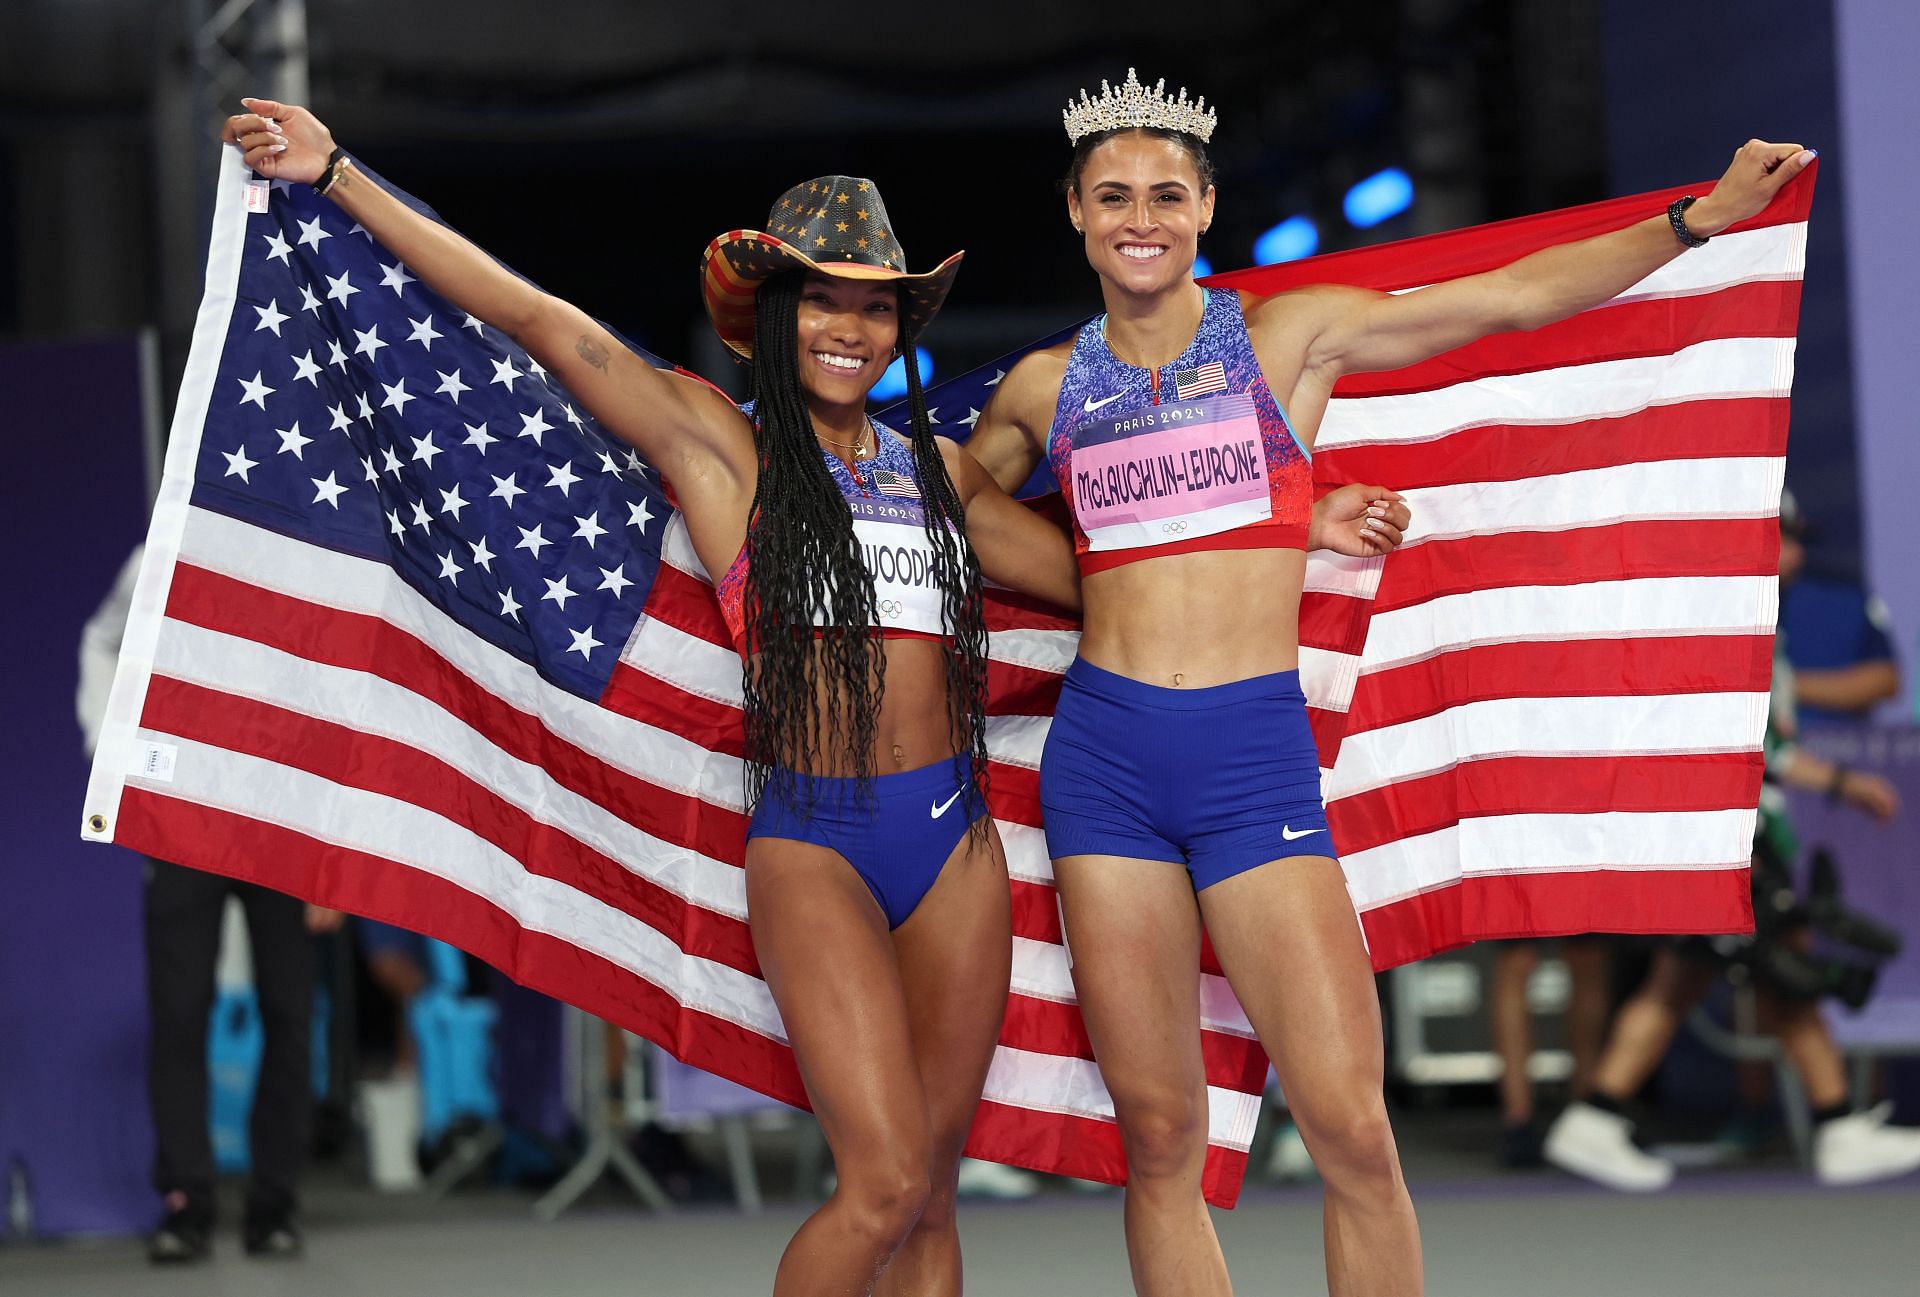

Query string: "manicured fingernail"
[270, 143, 286, 152]
[1368, 506, 1386, 517]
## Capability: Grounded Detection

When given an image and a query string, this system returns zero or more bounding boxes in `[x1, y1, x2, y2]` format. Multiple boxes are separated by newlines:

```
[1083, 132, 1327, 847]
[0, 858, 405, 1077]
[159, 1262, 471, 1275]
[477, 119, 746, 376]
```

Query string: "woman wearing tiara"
[965, 70, 1814, 1296]
[222, 100, 1079, 1296]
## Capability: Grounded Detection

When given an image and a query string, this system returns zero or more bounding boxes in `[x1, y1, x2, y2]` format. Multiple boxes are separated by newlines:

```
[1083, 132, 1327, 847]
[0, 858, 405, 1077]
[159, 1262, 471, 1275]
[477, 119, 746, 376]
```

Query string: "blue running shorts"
[1039, 658, 1334, 890]
[749, 755, 980, 928]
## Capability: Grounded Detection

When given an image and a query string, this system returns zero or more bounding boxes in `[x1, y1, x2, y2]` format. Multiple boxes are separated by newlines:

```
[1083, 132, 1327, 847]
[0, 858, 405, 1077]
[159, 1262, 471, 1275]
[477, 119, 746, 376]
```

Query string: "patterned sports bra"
[715, 426, 959, 656]
[1045, 288, 1312, 576]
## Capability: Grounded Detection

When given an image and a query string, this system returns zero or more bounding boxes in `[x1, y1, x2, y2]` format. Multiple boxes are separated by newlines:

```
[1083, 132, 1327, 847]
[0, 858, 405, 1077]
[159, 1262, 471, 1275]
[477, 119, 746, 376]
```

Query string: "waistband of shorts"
[764, 752, 976, 802]
[1062, 656, 1304, 711]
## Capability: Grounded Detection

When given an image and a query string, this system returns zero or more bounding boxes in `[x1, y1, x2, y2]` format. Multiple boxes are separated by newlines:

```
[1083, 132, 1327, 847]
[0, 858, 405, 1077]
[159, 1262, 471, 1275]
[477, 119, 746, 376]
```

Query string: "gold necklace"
[815, 423, 872, 458]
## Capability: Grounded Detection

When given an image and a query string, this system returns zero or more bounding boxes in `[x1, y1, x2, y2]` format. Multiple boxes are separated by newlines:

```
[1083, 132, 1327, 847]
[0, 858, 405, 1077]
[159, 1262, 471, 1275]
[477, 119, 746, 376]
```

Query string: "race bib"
[822, 494, 954, 635]
[1068, 394, 1271, 551]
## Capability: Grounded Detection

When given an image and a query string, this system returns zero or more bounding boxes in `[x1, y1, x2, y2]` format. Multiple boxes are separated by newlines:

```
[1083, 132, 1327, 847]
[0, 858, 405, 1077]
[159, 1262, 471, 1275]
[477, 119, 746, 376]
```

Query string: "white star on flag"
[572, 512, 607, 547]
[325, 271, 358, 306]
[489, 356, 522, 390]
[489, 473, 524, 507]
[565, 625, 602, 660]
[438, 485, 468, 520]
[542, 575, 577, 609]
[464, 421, 496, 454]
[381, 379, 415, 415]
[326, 338, 348, 370]
[470, 536, 496, 571]
[380, 446, 404, 478]
[291, 350, 322, 385]
[514, 524, 549, 557]
[436, 369, 470, 403]
[409, 432, 441, 468]
[379, 262, 416, 296]
[222, 446, 258, 482]
[597, 564, 632, 598]
[295, 215, 331, 251]
[274, 422, 311, 458]
[253, 299, 289, 336]
[545, 461, 580, 495]
[498, 588, 522, 621]
[298, 283, 321, 315]
[264, 231, 293, 264]
[408, 500, 433, 533]
[310, 471, 348, 508]
[238, 372, 274, 409]
[436, 550, 463, 583]
[517, 409, 552, 444]
[625, 498, 655, 533]
[407, 316, 443, 350]
[353, 326, 388, 361]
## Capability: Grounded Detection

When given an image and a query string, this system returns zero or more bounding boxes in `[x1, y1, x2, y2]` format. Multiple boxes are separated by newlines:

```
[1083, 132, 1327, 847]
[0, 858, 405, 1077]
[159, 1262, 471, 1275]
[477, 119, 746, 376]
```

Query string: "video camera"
[1706, 846, 1903, 1009]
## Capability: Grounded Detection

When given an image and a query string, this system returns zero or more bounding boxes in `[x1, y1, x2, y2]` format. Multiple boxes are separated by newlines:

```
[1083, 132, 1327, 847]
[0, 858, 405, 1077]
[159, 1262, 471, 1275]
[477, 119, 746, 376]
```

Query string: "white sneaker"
[1265, 1121, 1318, 1183]
[954, 1157, 1041, 1200]
[1543, 1102, 1675, 1192]
[1813, 1103, 1920, 1187]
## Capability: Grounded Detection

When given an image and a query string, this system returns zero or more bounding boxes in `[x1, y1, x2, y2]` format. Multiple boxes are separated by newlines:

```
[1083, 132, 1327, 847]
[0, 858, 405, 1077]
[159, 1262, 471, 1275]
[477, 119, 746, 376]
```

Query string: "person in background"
[1487, 938, 1612, 1167]
[80, 546, 344, 1262]
[1777, 493, 1902, 722]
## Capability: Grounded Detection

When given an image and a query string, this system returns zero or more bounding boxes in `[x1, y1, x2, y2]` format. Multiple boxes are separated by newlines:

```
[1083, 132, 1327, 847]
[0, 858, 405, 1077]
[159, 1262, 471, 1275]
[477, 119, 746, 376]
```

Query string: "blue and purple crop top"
[1045, 288, 1313, 576]
[716, 427, 957, 656]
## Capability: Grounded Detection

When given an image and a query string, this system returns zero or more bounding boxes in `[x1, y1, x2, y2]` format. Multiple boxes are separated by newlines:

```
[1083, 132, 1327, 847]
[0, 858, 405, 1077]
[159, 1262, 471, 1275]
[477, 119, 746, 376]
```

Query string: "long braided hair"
[740, 270, 990, 825]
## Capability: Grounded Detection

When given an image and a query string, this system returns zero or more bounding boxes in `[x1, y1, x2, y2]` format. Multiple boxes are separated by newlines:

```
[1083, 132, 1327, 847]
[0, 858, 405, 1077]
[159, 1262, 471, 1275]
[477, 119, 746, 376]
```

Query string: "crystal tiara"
[1062, 68, 1218, 145]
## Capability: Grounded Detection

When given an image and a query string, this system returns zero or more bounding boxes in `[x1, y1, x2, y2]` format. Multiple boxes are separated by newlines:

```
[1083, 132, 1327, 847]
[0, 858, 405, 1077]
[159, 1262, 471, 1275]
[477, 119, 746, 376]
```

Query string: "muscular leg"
[1491, 944, 1541, 1125]
[1756, 987, 1850, 1110]
[748, 840, 933, 1297]
[1054, 853, 1228, 1297]
[1200, 856, 1421, 1297]
[874, 821, 1012, 1297]
[1590, 949, 1715, 1102]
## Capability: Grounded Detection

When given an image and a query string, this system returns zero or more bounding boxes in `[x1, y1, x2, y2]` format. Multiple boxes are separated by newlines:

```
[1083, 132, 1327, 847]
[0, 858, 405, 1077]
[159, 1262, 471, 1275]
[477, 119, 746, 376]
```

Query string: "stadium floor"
[10, 1116, 1920, 1295]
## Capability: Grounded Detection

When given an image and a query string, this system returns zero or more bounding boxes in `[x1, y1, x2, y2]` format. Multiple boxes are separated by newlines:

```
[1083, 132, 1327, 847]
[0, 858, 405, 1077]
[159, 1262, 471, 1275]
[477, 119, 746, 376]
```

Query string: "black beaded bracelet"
[313, 146, 348, 197]
[1668, 195, 1709, 249]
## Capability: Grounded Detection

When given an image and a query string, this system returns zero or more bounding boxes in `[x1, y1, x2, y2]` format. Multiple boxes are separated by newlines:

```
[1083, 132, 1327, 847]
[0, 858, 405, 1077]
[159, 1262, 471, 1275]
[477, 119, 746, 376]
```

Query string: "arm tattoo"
[575, 334, 611, 371]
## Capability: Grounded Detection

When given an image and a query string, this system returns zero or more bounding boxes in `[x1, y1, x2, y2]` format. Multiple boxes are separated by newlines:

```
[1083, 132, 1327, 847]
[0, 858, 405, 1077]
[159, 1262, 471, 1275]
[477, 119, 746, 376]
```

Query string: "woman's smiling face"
[792, 271, 899, 410]
[1067, 131, 1216, 296]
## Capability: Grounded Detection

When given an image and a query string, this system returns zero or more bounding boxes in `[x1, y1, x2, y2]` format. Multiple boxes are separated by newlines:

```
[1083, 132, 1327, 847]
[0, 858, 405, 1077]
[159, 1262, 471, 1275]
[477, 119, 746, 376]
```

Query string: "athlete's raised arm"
[1263, 139, 1815, 384]
[222, 98, 753, 494]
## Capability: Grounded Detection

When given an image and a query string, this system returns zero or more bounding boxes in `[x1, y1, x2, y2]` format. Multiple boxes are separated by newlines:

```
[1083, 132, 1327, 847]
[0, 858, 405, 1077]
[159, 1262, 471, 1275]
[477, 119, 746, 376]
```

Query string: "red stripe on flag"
[999, 996, 1266, 1093]
[139, 675, 763, 976]
[1330, 752, 1766, 857]
[1330, 280, 1802, 400]
[163, 564, 753, 867]
[1368, 521, 1781, 617]
[1345, 634, 1776, 736]
[1318, 399, 1789, 494]
[1358, 868, 1755, 972]
[114, 787, 808, 1105]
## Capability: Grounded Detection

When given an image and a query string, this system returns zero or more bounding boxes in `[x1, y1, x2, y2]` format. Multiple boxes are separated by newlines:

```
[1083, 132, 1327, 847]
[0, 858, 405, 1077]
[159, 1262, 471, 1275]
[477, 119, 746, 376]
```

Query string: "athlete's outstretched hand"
[220, 96, 336, 186]
[1312, 483, 1408, 558]
[1682, 139, 1816, 237]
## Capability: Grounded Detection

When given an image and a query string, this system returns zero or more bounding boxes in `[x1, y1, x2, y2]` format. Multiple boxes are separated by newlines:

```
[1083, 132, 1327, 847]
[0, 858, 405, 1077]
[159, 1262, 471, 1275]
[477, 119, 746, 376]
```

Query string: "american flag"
[871, 467, 921, 499]
[84, 145, 1808, 1211]
[1172, 359, 1228, 400]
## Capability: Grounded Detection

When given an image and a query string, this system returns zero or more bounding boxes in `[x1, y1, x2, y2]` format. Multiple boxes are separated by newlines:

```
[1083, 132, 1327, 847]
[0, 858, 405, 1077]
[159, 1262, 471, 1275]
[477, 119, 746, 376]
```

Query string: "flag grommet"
[85, 813, 108, 835]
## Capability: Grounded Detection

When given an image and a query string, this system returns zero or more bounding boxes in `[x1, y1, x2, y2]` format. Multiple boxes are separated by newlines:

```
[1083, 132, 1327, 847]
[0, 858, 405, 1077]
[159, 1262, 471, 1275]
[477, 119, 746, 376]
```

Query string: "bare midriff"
[751, 636, 967, 776]
[1076, 546, 1307, 688]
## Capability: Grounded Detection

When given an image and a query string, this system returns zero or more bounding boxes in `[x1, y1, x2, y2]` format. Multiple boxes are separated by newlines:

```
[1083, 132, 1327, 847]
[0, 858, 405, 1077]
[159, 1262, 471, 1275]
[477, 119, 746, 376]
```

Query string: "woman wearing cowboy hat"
[964, 70, 1814, 1297]
[223, 99, 1077, 1296]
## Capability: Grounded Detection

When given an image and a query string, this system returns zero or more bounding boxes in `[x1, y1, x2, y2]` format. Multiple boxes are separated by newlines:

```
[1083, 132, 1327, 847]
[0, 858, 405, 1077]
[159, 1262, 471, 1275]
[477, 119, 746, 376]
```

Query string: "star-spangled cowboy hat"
[702, 175, 964, 360]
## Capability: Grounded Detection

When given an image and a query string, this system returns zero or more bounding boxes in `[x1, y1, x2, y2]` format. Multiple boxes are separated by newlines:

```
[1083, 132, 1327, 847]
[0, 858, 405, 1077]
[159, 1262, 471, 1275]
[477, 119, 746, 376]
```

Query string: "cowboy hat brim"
[701, 230, 964, 360]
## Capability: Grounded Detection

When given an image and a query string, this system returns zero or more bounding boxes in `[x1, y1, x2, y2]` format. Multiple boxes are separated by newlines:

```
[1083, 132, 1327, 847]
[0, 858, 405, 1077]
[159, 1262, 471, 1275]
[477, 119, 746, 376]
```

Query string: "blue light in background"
[1343, 168, 1414, 228]
[868, 346, 934, 403]
[1253, 216, 1319, 265]
[1192, 254, 1214, 279]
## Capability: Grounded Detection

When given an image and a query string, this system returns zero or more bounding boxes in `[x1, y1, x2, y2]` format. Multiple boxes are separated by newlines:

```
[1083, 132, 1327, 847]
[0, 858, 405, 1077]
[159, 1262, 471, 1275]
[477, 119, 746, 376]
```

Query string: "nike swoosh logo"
[1082, 392, 1124, 414]
[1280, 825, 1325, 841]
[931, 788, 965, 819]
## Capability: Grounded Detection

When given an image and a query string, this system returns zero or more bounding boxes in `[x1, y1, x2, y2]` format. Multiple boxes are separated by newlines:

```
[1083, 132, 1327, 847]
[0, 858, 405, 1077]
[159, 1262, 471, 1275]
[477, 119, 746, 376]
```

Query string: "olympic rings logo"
[1160, 520, 1189, 535]
[877, 599, 905, 619]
